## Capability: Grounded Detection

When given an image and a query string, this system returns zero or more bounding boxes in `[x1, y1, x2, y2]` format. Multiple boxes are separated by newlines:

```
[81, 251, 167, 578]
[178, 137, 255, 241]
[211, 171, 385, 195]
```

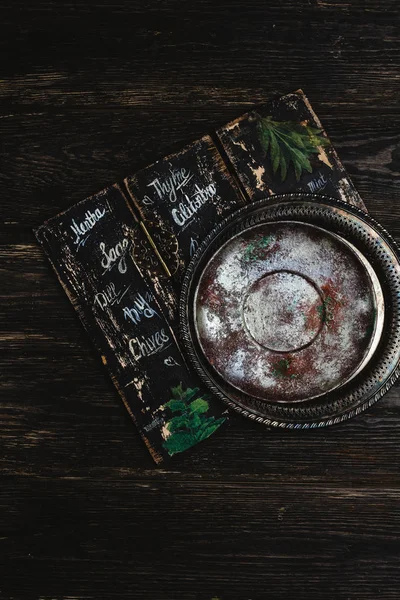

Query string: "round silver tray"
[180, 193, 400, 428]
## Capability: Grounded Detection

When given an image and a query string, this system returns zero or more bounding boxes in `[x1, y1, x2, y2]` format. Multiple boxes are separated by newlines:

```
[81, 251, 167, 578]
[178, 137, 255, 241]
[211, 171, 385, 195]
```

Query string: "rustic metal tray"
[180, 193, 400, 428]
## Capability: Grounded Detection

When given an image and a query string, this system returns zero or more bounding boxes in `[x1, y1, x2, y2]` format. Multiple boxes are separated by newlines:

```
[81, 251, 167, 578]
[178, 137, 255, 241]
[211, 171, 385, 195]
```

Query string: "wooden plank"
[0, 2, 399, 113]
[1, 0, 400, 598]
[2, 283, 400, 480]
[1, 108, 399, 239]
[1, 477, 400, 599]
[124, 135, 245, 282]
[34, 185, 227, 462]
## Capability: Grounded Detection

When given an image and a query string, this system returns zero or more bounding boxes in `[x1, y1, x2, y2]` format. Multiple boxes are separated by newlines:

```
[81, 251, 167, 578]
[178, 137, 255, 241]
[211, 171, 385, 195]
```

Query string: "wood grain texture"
[1, 0, 400, 598]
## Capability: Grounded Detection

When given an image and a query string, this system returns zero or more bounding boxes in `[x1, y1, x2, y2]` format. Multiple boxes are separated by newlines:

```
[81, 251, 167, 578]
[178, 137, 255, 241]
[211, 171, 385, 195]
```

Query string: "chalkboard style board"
[125, 134, 245, 283]
[35, 184, 227, 463]
[35, 89, 366, 462]
[217, 89, 366, 211]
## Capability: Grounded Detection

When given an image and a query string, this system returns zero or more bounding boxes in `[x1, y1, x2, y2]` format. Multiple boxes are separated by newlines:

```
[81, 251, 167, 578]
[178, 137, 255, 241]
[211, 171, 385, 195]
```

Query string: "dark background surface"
[1, 1, 400, 598]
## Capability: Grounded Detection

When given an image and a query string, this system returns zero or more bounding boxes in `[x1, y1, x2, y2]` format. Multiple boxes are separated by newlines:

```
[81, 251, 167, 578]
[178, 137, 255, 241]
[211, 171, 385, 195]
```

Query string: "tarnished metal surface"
[180, 193, 400, 428]
[194, 221, 383, 403]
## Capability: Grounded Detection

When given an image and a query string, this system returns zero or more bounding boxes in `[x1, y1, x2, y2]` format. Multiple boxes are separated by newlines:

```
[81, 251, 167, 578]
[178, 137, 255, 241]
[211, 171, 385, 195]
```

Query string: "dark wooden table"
[2, 1, 400, 598]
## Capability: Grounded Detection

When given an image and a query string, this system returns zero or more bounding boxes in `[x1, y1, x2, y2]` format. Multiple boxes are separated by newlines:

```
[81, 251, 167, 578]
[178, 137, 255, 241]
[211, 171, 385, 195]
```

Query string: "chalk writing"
[307, 173, 328, 193]
[70, 208, 106, 248]
[171, 183, 217, 227]
[100, 238, 129, 274]
[94, 282, 132, 311]
[147, 168, 193, 202]
[129, 328, 170, 360]
[94, 282, 118, 310]
[143, 416, 165, 432]
[123, 292, 160, 325]
[164, 356, 181, 367]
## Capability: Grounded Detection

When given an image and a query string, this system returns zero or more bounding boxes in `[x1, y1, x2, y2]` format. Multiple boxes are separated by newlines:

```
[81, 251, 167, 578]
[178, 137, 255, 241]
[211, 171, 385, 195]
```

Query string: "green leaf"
[282, 127, 306, 149]
[163, 383, 225, 455]
[181, 386, 200, 403]
[171, 383, 184, 400]
[189, 413, 202, 429]
[166, 415, 191, 433]
[305, 126, 330, 147]
[293, 159, 302, 182]
[255, 114, 332, 183]
[189, 398, 210, 414]
[196, 417, 226, 442]
[269, 130, 280, 174]
[257, 121, 270, 153]
[279, 151, 287, 182]
[165, 399, 186, 413]
[163, 431, 197, 455]
[291, 147, 312, 173]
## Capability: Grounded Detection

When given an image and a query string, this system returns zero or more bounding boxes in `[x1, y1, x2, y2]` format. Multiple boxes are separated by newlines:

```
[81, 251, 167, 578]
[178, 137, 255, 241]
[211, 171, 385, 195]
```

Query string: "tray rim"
[179, 192, 400, 429]
[192, 219, 384, 403]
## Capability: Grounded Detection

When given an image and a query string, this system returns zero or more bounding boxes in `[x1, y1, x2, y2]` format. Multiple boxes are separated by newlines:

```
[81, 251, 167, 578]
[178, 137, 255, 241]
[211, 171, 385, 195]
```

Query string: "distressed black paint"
[217, 90, 366, 211]
[35, 184, 227, 463]
[125, 135, 245, 282]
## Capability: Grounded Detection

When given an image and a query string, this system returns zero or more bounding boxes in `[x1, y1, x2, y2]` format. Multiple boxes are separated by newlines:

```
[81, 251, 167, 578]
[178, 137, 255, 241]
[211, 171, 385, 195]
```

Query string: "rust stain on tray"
[194, 221, 382, 403]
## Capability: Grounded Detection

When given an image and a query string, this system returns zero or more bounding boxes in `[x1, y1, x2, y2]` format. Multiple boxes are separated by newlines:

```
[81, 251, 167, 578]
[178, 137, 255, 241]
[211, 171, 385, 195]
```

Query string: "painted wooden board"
[33, 90, 368, 464]
[124, 134, 246, 283]
[217, 89, 366, 211]
[35, 184, 227, 463]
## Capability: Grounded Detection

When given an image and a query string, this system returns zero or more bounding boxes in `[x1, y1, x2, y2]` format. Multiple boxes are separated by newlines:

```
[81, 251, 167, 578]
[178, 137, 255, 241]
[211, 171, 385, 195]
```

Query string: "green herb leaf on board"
[255, 114, 330, 182]
[163, 383, 226, 456]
